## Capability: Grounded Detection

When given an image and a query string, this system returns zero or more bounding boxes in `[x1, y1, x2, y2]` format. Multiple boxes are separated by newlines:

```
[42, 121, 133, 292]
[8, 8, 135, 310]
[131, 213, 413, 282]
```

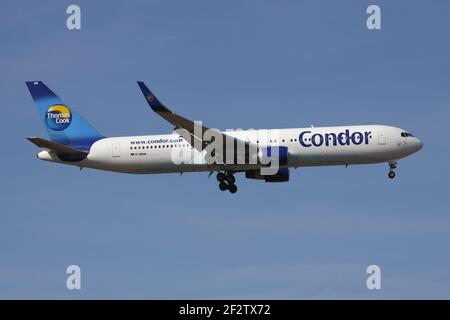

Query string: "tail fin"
[26, 81, 104, 150]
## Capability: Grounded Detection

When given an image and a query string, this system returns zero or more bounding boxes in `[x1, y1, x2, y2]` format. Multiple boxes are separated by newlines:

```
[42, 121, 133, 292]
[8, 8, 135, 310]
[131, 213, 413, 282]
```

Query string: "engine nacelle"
[245, 170, 265, 180]
[264, 167, 289, 182]
[245, 146, 290, 182]
[245, 167, 290, 183]
[260, 146, 288, 166]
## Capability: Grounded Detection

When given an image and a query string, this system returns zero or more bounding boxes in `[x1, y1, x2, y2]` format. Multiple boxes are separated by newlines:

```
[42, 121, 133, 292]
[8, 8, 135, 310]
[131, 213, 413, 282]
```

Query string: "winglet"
[137, 81, 170, 112]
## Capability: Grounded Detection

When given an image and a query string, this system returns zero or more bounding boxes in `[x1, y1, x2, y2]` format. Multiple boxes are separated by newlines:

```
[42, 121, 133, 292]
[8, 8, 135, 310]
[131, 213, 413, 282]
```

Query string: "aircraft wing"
[27, 137, 88, 156]
[137, 81, 256, 161]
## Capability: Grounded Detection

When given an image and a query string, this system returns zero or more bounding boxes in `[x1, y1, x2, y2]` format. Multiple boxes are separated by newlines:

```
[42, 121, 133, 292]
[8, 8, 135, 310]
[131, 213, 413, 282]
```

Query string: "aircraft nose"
[415, 138, 423, 152]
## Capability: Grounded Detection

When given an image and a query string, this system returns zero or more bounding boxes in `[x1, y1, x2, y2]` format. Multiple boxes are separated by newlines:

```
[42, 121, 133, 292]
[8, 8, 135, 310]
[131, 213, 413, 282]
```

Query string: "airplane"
[26, 81, 423, 194]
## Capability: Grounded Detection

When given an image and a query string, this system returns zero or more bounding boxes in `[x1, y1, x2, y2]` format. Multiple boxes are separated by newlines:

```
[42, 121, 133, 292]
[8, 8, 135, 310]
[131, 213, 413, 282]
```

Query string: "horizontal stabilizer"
[26, 137, 88, 156]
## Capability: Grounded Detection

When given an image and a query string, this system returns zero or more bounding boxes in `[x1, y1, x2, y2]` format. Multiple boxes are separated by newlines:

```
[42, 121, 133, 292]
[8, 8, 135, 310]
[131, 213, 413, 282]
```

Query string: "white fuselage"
[37, 125, 422, 174]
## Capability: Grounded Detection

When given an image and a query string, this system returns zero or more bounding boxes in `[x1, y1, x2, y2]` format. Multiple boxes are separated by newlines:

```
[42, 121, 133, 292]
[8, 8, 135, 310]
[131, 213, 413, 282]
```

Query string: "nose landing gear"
[388, 161, 397, 179]
[216, 172, 238, 193]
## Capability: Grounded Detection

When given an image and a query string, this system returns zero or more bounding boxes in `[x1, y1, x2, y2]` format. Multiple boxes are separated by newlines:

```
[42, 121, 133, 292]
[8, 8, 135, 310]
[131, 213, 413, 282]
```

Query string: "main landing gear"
[217, 172, 237, 193]
[388, 161, 397, 179]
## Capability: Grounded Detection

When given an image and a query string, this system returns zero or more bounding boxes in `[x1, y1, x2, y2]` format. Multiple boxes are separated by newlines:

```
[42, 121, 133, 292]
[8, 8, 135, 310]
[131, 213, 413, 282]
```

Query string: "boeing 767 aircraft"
[26, 81, 422, 193]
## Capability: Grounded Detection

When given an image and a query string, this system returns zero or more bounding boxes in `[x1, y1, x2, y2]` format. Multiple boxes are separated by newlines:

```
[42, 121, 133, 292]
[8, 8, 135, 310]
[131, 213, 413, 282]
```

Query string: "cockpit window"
[401, 132, 414, 138]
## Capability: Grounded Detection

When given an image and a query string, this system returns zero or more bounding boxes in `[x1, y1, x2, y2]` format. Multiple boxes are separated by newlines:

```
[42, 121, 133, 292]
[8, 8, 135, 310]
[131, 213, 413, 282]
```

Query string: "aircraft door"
[378, 131, 386, 145]
[112, 143, 121, 157]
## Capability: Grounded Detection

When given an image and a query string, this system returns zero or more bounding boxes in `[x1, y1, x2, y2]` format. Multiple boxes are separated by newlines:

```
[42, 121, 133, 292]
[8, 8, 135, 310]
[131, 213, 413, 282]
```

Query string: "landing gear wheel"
[226, 175, 235, 184]
[217, 172, 237, 192]
[388, 171, 396, 179]
[217, 172, 226, 182]
[228, 184, 238, 194]
[219, 181, 228, 191]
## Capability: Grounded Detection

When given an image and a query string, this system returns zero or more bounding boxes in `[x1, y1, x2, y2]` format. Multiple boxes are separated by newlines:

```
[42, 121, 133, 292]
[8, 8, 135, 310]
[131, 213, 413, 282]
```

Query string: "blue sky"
[0, 0, 449, 299]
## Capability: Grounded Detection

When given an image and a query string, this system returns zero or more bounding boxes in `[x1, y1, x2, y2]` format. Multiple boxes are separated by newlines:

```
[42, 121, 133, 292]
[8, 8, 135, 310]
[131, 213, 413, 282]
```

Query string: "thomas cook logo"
[45, 105, 72, 131]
